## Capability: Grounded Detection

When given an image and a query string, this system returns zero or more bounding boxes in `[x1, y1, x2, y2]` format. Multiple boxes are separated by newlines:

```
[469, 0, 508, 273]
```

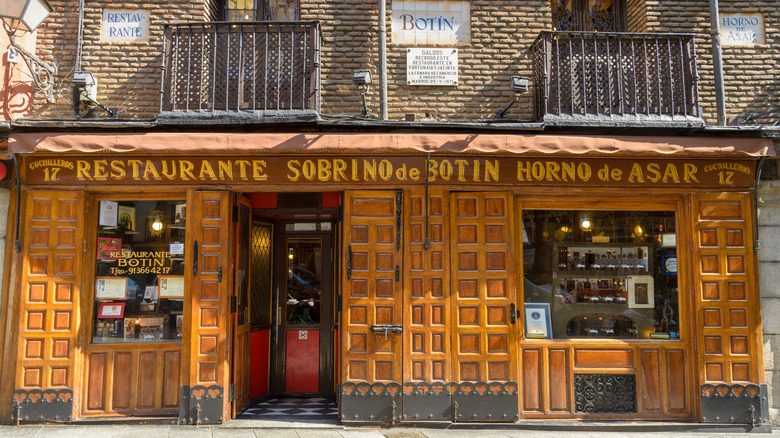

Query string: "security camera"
[510, 76, 530, 93]
[73, 71, 96, 87]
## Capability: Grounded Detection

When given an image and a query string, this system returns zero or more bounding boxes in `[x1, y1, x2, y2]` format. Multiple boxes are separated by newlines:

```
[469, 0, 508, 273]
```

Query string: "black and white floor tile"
[238, 397, 338, 420]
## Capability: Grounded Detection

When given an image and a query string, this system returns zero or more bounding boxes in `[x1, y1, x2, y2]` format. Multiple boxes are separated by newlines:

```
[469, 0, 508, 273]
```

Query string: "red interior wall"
[250, 329, 270, 398]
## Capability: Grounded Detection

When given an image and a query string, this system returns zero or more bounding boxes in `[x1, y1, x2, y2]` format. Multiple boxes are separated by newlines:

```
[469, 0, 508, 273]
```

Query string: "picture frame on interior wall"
[95, 276, 129, 300]
[627, 275, 654, 308]
[97, 302, 125, 319]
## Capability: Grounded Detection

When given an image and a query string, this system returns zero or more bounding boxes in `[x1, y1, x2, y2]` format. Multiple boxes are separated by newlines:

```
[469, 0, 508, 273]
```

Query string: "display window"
[91, 199, 187, 343]
[522, 209, 678, 340]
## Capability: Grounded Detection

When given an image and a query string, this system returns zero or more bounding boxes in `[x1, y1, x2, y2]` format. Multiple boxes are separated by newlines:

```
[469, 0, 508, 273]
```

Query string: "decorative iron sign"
[20, 155, 757, 188]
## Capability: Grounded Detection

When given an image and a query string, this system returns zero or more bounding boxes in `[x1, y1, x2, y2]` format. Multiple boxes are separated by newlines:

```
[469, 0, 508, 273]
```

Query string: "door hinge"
[82, 238, 87, 253]
[338, 205, 344, 222]
[229, 383, 235, 402]
[231, 296, 237, 313]
[218, 265, 223, 283]
[232, 205, 239, 222]
[193, 240, 199, 276]
[395, 264, 400, 282]
[395, 190, 402, 251]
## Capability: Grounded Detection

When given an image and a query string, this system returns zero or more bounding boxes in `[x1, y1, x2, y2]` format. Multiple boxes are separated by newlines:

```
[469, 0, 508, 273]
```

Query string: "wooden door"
[13, 190, 86, 421]
[182, 191, 232, 424]
[231, 196, 252, 416]
[340, 190, 404, 423]
[449, 192, 519, 421]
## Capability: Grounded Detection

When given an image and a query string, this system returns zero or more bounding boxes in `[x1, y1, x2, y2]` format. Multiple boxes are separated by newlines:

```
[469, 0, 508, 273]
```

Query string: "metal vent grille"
[574, 373, 637, 413]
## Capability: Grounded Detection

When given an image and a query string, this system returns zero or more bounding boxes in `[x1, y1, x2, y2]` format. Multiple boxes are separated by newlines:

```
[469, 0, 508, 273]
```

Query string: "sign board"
[102, 9, 150, 42]
[407, 48, 458, 86]
[392, 0, 470, 44]
[21, 155, 757, 189]
[720, 13, 764, 46]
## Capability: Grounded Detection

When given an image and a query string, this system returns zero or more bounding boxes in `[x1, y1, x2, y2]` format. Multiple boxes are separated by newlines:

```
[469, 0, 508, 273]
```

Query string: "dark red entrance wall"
[250, 329, 270, 397]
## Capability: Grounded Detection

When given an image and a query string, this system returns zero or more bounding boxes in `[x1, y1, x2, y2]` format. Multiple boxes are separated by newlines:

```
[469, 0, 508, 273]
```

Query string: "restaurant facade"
[0, 129, 773, 427]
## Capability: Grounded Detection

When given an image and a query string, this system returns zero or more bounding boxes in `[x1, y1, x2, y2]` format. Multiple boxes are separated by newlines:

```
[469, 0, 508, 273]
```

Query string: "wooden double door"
[341, 190, 520, 423]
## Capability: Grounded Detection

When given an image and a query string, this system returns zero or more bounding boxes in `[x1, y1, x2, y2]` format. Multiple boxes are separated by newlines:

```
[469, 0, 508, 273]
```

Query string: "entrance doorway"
[273, 231, 334, 396]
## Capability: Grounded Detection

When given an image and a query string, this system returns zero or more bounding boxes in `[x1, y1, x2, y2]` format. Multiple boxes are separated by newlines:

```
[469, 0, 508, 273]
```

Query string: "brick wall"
[642, 0, 779, 125]
[30, 0, 213, 119]
[24, 0, 780, 124]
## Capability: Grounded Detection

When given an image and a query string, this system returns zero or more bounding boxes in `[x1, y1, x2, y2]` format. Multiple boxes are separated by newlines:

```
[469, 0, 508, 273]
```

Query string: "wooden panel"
[404, 190, 450, 383]
[574, 349, 633, 369]
[667, 349, 688, 412]
[15, 190, 85, 422]
[112, 352, 132, 410]
[640, 349, 662, 412]
[450, 192, 517, 383]
[137, 352, 157, 409]
[692, 193, 760, 385]
[83, 345, 181, 416]
[522, 349, 542, 412]
[87, 353, 106, 410]
[342, 191, 403, 384]
[548, 349, 569, 412]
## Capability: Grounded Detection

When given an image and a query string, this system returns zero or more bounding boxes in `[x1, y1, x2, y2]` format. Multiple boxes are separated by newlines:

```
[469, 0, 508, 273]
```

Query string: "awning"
[8, 132, 775, 157]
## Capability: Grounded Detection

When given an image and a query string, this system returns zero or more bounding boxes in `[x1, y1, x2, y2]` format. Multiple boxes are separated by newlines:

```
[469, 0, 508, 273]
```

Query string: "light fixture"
[148, 210, 166, 237]
[579, 213, 593, 232]
[353, 70, 372, 117]
[496, 75, 531, 118]
[72, 71, 117, 118]
[1, 0, 57, 103]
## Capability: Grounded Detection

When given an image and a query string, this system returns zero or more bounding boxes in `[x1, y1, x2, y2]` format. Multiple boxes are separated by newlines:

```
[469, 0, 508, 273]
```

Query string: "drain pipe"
[378, 0, 388, 120]
[709, 0, 727, 125]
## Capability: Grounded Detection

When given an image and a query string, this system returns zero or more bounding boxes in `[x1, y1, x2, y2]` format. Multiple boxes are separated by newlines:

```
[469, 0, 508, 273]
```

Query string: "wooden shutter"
[450, 192, 518, 385]
[692, 192, 762, 385]
[403, 189, 451, 384]
[182, 191, 232, 424]
[340, 190, 403, 422]
[14, 190, 86, 420]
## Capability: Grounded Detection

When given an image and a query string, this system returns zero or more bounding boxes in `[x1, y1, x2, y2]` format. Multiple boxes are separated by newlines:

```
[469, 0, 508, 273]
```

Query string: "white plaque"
[170, 242, 185, 255]
[407, 48, 458, 86]
[102, 9, 150, 42]
[720, 13, 764, 46]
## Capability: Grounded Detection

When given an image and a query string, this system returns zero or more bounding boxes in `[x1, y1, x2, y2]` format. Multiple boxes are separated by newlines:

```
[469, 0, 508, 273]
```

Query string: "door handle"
[510, 302, 517, 325]
[193, 240, 199, 276]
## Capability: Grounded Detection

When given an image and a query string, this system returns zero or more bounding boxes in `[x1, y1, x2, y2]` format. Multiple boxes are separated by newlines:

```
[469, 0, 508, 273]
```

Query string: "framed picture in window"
[97, 237, 122, 260]
[95, 277, 128, 300]
[524, 303, 552, 339]
[627, 275, 655, 308]
[117, 205, 136, 232]
[97, 302, 125, 318]
[158, 275, 185, 298]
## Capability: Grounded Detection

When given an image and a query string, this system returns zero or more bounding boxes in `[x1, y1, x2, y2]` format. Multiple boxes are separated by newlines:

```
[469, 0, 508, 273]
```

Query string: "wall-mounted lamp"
[73, 71, 117, 118]
[496, 75, 530, 118]
[1, 0, 58, 103]
[353, 69, 372, 117]
[496, 76, 530, 119]
[148, 210, 166, 237]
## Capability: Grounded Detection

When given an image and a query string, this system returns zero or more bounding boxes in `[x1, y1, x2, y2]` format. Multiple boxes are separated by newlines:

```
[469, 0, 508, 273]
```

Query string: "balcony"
[532, 31, 702, 127]
[161, 22, 320, 116]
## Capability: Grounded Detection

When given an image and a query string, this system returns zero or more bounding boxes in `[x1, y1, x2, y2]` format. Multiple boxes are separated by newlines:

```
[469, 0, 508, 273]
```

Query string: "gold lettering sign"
[21, 155, 757, 188]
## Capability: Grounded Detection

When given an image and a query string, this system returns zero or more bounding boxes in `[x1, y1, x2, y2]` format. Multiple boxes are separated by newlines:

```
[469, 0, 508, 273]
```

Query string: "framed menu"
[158, 275, 185, 298]
[95, 277, 128, 300]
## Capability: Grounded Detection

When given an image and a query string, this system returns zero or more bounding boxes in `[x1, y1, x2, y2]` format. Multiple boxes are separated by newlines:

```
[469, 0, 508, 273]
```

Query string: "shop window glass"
[92, 200, 186, 344]
[551, 0, 623, 31]
[522, 209, 678, 340]
[225, 0, 298, 21]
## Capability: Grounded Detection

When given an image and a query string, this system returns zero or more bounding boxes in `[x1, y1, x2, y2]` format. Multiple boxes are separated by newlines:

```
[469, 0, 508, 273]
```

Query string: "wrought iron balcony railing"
[532, 31, 701, 124]
[161, 21, 320, 113]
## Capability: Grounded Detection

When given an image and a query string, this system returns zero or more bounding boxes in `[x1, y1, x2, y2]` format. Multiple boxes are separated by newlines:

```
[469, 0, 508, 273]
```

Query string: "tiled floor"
[238, 397, 338, 420]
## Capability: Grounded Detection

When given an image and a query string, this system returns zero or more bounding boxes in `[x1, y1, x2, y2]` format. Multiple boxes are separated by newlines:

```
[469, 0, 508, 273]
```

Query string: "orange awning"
[8, 132, 775, 157]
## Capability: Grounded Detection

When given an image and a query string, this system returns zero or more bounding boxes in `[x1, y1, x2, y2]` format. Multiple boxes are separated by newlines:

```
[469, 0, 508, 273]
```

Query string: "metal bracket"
[193, 240, 199, 276]
[12, 388, 73, 422]
[218, 265, 223, 283]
